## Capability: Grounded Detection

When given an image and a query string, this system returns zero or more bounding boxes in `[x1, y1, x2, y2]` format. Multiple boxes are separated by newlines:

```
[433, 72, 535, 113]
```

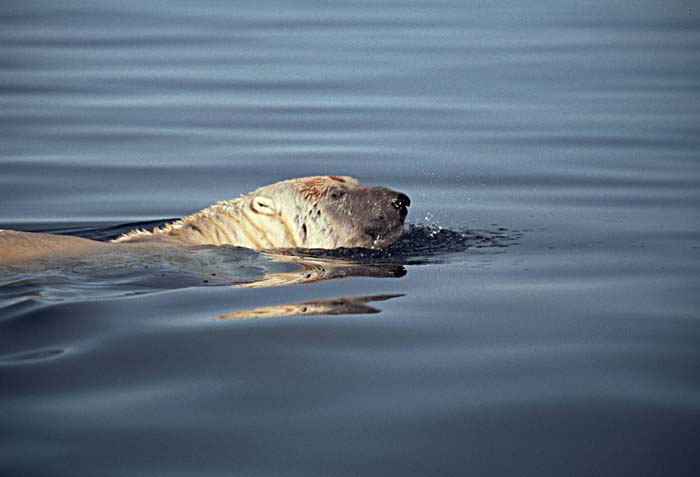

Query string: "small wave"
[0, 347, 65, 365]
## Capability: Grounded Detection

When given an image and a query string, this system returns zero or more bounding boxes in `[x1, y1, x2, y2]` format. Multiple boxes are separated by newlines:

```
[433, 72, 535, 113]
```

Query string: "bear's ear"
[251, 196, 277, 215]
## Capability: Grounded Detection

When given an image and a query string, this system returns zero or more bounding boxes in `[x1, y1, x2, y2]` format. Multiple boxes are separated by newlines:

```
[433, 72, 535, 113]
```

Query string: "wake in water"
[279, 224, 518, 263]
[0, 223, 519, 307]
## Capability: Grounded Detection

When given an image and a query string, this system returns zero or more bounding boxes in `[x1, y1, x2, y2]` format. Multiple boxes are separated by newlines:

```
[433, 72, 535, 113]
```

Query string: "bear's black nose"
[392, 193, 411, 210]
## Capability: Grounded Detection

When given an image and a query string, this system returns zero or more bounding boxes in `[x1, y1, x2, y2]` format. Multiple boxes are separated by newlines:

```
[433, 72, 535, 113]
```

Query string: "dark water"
[2, 1, 700, 475]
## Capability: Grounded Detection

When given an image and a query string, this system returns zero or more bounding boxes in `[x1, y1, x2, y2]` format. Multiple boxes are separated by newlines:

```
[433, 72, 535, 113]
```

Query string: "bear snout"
[391, 192, 410, 220]
[392, 193, 411, 209]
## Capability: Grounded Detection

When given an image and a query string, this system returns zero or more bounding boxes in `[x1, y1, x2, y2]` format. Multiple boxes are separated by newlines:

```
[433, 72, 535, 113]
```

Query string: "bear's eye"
[329, 187, 346, 200]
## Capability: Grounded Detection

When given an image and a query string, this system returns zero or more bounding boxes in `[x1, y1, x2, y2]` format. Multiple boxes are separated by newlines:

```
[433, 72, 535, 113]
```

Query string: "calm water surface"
[1, 1, 700, 476]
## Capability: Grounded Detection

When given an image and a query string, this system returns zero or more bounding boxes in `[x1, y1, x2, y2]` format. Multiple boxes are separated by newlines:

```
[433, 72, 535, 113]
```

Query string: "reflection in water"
[236, 254, 406, 288]
[0, 225, 512, 320]
[0, 224, 517, 306]
[218, 225, 518, 318]
[217, 294, 404, 321]
[235, 225, 516, 288]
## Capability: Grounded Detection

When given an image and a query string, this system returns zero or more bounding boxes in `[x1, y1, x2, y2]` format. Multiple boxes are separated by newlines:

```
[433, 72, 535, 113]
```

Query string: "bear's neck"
[158, 201, 264, 248]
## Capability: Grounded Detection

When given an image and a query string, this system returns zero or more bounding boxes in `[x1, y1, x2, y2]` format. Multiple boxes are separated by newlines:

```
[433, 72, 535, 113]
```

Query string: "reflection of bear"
[235, 254, 408, 288]
[0, 176, 410, 264]
[217, 294, 404, 321]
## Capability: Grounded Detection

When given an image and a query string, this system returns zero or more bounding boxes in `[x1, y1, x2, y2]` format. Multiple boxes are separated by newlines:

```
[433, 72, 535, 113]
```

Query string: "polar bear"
[0, 176, 410, 264]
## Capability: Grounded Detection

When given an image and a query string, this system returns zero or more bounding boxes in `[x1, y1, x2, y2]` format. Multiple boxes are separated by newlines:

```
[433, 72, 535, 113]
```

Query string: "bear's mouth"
[363, 203, 409, 245]
[364, 222, 404, 248]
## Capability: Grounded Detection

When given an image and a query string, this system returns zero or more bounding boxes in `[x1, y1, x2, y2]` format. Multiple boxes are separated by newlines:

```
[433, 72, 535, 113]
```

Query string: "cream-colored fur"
[0, 176, 410, 265]
[111, 175, 360, 249]
[0, 230, 108, 264]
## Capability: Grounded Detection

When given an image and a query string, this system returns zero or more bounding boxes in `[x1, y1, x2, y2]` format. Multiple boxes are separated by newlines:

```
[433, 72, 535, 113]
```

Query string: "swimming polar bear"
[0, 176, 410, 265]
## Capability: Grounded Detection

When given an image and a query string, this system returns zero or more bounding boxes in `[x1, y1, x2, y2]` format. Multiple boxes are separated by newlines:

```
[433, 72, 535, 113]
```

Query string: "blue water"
[1, 1, 700, 476]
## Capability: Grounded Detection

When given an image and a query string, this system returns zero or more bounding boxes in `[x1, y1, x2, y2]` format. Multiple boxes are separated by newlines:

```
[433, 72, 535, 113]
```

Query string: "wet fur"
[0, 176, 409, 265]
